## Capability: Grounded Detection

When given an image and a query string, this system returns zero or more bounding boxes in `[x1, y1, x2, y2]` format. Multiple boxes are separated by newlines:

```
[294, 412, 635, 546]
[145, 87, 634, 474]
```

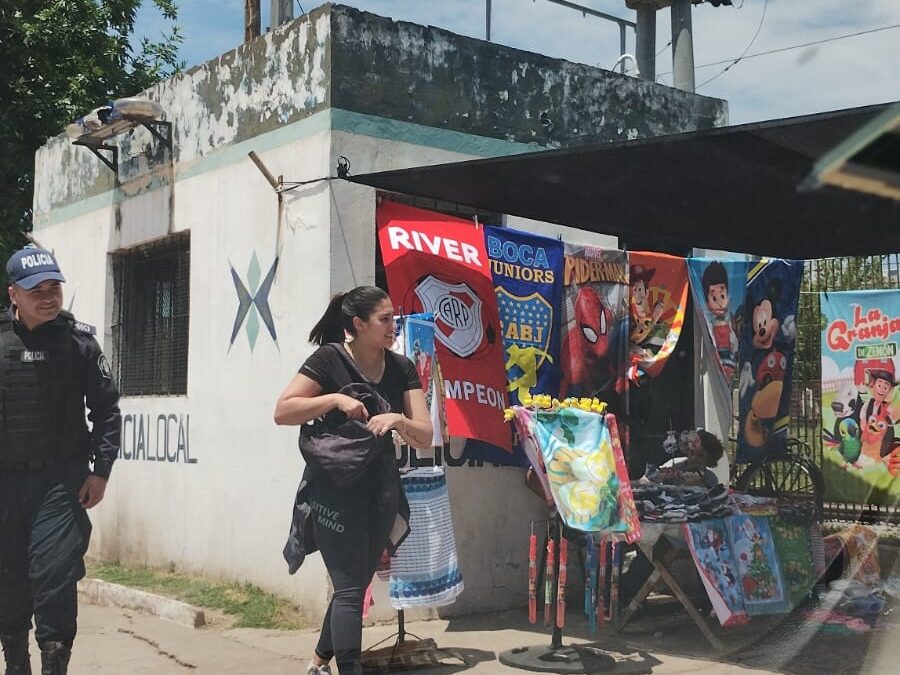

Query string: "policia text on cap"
[0, 245, 121, 675]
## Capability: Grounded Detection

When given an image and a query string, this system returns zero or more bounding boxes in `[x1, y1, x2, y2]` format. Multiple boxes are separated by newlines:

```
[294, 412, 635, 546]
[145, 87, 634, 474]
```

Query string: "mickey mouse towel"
[736, 259, 803, 464]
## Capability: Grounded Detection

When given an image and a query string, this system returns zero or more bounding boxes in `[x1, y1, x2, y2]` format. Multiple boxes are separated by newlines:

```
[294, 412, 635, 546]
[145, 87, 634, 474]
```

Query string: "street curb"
[78, 578, 206, 629]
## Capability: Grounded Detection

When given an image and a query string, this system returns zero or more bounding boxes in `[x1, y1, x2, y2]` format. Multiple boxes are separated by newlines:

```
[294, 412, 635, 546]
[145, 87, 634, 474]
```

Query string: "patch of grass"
[87, 560, 310, 630]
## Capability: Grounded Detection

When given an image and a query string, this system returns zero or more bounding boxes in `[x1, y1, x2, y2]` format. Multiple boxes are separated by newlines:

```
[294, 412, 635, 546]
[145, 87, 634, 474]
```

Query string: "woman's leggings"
[309, 478, 394, 674]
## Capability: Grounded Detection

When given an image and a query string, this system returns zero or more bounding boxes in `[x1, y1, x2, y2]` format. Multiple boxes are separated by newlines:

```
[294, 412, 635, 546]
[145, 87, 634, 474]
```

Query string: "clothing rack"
[361, 609, 454, 672]
[498, 513, 617, 674]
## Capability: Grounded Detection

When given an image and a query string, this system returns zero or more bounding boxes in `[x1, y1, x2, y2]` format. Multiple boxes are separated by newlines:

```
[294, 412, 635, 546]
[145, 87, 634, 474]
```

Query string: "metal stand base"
[499, 644, 616, 674]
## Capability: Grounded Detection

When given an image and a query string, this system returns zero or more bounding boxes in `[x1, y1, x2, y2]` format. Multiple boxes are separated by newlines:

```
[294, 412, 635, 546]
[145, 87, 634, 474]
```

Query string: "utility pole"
[634, 4, 656, 81]
[271, 0, 294, 28]
[244, 0, 260, 42]
[670, 0, 695, 92]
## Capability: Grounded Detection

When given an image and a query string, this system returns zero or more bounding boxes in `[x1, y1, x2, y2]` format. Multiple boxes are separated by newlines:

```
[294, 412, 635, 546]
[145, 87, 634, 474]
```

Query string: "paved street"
[20, 598, 897, 674]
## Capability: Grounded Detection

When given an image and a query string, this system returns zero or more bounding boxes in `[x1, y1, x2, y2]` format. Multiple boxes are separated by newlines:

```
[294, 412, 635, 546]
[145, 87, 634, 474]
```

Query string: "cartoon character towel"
[683, 518, 748, 627]
[627, 252, 688, 383]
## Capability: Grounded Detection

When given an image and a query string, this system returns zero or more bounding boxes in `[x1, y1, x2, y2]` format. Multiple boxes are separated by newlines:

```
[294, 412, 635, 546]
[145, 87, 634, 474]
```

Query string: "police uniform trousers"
[0, 459, 91, 645]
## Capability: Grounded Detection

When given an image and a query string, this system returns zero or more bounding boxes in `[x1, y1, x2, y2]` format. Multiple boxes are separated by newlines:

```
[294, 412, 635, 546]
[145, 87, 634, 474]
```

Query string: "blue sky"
[134, 0, 900, 124]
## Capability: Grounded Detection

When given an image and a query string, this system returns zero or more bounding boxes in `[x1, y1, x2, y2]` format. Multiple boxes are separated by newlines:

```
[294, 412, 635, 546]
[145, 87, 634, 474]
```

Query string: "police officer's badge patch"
[97, 354, 112, 379]
[74, 321, 97, 335]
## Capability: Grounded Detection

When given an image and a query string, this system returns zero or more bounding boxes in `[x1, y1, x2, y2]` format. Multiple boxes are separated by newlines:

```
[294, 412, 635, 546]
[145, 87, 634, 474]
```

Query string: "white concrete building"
[32, 4, 726, 621]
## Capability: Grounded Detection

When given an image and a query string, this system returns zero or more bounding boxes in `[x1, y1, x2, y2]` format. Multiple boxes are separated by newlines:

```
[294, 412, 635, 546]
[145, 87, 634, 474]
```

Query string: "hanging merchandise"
[726, 514, 791, 616]
[626, 252, 689, 383]
[544, 535, 556, 626]
[393, 313, 447, 447]
[683, 518, 749, 627]
[736, 259, 803, 463]
[528, 527, 538, 624]
[823, 525, 881, 585]
[597, 539, 607, 629]
[687, 258, 749, 396]
[584, 534, 598, 633]
[559, 245, 629, 400]
[377, 200, 511, 453]
[474, 227, 565, 465]
[608, 542, 621, 623]
[486, 226, 564, 404]
[556, 537, 568, 628]
[509, 400, 641, 540]
[770, 520, 818, 608]
[388, 466, 464, 609]
[819, 289, 900, 507]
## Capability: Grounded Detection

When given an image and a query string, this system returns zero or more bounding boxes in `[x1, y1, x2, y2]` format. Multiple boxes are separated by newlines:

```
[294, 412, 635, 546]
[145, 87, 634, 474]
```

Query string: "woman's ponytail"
[308, 286, 390, 345]
[309, 293, 347, 345]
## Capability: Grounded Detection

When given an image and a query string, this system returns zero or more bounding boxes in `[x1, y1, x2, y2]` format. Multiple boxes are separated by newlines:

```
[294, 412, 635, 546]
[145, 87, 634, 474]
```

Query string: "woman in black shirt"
[275, 286, 433, 675]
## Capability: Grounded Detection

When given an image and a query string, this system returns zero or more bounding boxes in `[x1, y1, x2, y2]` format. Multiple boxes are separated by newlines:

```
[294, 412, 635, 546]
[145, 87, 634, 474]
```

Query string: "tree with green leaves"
[0, 0, 183, 262]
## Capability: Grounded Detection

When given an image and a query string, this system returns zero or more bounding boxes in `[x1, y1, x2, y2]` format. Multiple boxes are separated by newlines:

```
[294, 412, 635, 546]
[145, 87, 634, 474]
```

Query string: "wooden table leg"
[653, 559, 726, 651]
[612, 567, 659, 634]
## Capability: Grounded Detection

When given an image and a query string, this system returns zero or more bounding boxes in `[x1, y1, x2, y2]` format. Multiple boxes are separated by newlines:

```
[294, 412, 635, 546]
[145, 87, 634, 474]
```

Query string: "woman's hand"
[367, 413, 403, 436]
[334, 394, 369, 421]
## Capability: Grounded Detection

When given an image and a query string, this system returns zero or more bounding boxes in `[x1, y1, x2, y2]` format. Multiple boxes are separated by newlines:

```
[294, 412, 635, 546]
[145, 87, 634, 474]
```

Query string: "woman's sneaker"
[307, 661, 332, 675]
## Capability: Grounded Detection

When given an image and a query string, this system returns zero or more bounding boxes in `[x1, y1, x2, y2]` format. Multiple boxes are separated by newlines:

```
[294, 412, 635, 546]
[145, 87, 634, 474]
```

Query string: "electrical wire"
[696, 0, 768, 89]
[657, 20, 900, 79]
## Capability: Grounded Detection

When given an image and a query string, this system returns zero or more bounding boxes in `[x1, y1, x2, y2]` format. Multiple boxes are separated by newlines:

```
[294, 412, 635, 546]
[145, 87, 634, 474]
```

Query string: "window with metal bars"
[112, 233, 190, 396]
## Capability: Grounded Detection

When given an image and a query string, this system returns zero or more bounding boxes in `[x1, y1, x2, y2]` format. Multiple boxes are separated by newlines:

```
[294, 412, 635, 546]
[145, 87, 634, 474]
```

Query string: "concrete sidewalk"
[23, 598, 898, 674]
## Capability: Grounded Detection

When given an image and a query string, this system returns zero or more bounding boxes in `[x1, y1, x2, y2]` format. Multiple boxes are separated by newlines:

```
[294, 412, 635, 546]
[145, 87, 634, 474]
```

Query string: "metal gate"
[792, 255, 900, 523]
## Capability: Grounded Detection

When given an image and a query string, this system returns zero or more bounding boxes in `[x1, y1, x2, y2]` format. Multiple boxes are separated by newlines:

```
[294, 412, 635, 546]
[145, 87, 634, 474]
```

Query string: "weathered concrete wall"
[31, 2, 728, 623]
[331, 5, 727, 148]
[34, 5, 333, 223]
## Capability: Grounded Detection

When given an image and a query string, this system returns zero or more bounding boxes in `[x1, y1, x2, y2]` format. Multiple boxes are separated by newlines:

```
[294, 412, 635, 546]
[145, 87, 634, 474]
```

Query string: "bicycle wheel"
[734, 453, 825, 520]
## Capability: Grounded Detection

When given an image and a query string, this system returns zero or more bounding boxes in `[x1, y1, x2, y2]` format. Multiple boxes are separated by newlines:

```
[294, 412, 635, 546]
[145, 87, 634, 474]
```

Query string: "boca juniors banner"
[486, 226, 564, 405]
[560, 244, 630, 401]
[377, 200, 511, 452]
[820, 290, 900, 507]
[627, 252, 689, 383]
[736, 259, 803, 463]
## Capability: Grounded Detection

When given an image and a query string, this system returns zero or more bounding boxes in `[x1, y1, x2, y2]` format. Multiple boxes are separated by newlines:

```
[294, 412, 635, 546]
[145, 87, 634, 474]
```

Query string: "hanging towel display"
[626, 252, 689, 383]
[683, 518, 748, 627]
[819, 289, 900, 507]
[510, 401, 640, 540]
[377, 200, 511, 453]
[392, 313, 447, 447]
[736, 259, 803, 463]
[474, 226, 565, 466]
[687, 258, 749, 395]
[770, 520, 817, 607]
[726, 514, 791, 616]
[388, 467, 464, 609]
[559, 245, 629, 400]
[486, 226, 564, 405]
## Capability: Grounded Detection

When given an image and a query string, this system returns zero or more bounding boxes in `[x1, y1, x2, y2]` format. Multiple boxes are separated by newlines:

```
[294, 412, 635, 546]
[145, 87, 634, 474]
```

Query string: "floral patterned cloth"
[512, 406, 640, 541]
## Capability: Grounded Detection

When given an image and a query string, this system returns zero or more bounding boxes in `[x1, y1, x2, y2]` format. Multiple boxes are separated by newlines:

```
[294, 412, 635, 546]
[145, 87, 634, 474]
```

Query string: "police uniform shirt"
[2, 307, 121, 477]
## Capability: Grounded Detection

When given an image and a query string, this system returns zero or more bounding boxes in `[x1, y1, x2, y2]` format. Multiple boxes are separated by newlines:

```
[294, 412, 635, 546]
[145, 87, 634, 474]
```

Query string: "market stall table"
[613, 522, 727, 651]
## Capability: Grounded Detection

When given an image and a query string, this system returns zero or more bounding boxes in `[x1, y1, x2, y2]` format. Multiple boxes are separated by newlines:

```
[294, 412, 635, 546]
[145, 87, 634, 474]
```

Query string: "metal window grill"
[112, 233, 190, 396]
[791, 255, 900, 524]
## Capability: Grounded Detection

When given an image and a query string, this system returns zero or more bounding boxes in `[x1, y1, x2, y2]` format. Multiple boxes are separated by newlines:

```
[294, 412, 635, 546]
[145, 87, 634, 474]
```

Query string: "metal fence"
[791, 254, 900, 523]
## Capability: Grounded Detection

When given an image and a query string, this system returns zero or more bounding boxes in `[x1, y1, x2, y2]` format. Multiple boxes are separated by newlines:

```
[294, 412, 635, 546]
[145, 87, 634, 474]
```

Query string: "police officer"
[0, 245, 120, 675]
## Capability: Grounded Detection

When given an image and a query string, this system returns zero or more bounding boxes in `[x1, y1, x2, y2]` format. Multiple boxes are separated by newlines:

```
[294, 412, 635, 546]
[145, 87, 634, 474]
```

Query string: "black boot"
[0, 632, 32, 675]
[38, 642, 69, 675]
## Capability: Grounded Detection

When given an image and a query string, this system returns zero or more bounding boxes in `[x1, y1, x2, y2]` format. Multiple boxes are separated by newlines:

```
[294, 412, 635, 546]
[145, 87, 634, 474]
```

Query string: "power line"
[696, 0, 768, 89]
[659, 21, 900, 80]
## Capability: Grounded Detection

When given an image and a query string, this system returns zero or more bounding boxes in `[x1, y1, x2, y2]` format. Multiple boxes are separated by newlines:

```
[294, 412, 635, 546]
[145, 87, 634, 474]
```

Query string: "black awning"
[351, 104, 900, 258]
